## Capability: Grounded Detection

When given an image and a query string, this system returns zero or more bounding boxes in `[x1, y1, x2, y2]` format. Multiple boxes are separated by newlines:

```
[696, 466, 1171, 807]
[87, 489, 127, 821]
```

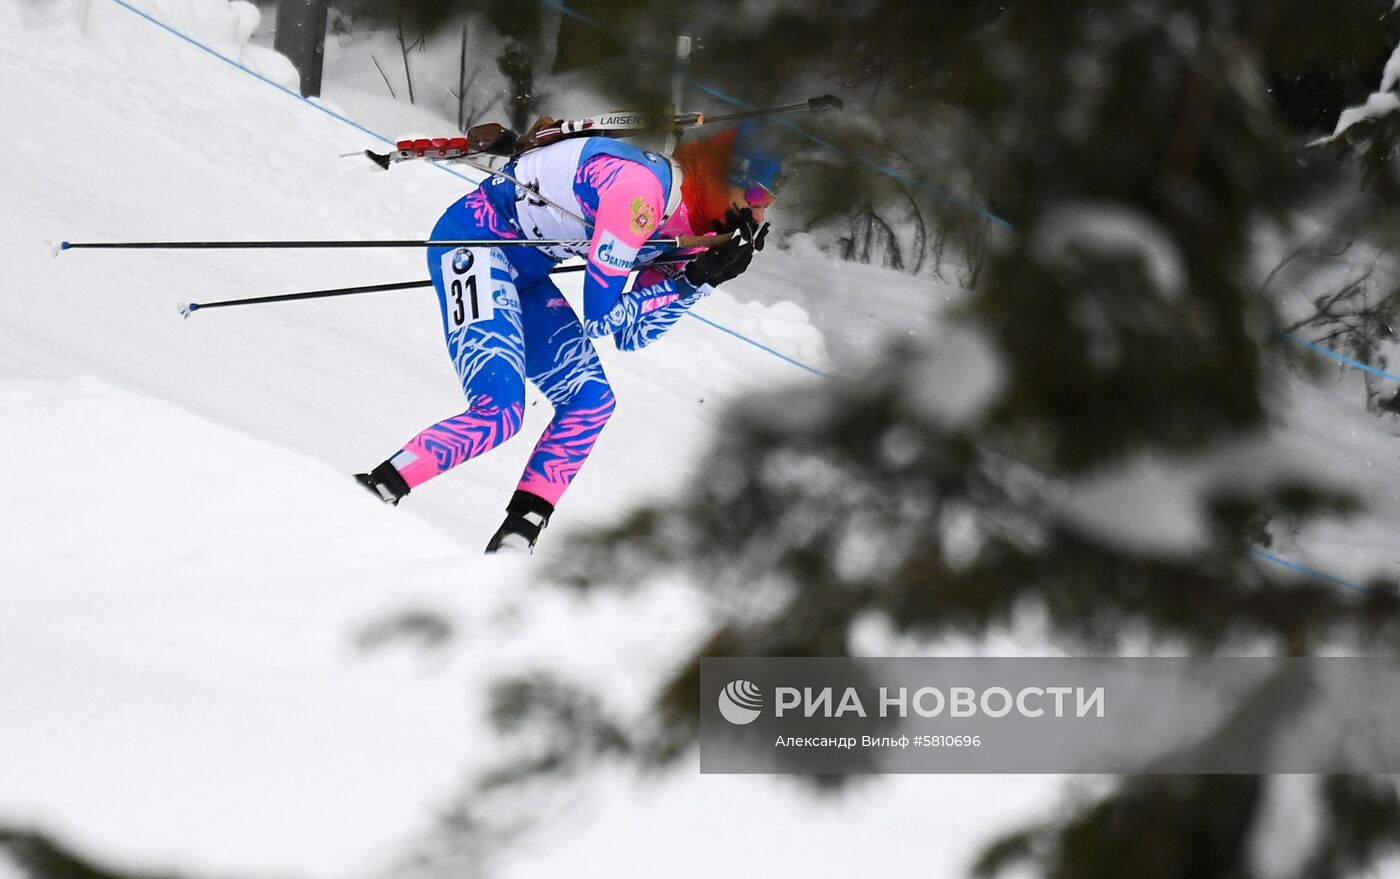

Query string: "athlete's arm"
[575, 157, 683, 338]
[613, 264, 713, 351]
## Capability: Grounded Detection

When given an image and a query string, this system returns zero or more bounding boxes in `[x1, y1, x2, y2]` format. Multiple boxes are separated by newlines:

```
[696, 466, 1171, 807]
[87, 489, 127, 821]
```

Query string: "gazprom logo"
[595, 233, 638, 270]
[719, 680, 764, 725]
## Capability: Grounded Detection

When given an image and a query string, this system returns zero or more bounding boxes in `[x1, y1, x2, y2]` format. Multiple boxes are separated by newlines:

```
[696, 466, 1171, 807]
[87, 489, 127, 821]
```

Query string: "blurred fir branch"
[0, 829, 180, 879]
[452, 0, 1400, 875]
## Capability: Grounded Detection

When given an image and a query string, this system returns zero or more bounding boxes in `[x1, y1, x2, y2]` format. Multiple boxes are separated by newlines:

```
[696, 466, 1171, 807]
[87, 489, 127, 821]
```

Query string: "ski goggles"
[741, 182, 777, 209]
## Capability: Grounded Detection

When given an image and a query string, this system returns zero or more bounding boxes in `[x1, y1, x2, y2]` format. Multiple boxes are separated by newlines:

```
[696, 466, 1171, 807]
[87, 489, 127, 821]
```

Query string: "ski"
[364, 95, 842, 170]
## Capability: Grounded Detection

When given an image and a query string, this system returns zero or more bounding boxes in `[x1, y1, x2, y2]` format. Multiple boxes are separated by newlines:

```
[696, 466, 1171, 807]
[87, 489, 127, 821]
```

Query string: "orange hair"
[673, 128, 737, 235]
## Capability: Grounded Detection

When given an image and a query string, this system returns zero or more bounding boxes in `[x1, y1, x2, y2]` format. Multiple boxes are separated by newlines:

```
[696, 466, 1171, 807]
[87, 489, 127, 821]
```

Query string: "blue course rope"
[1249, 548, 1370, 594]
[101, 0, 1374, 597]
[108, 0, 389, 148]
[106, 0, 485, 188]
[1283, 333, 1400, 385]
[536, 0, 604, 28]
[682, 312, 830, 378]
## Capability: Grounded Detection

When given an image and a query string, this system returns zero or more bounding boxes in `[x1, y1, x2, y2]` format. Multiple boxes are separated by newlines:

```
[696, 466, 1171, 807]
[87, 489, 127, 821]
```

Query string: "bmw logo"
[451, 248, 474, 273]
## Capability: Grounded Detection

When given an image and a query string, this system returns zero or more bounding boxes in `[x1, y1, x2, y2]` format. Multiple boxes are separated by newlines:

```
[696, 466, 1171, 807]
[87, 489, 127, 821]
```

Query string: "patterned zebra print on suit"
[392, 395, 524, 489]
[515, 390, 616, 505]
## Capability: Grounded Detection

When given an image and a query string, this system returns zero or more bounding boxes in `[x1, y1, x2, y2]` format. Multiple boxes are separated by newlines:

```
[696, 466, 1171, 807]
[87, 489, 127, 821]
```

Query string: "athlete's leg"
[483, 284, 616, 551]
[515, 283, 617, 506]
[357, 211, 526, 503]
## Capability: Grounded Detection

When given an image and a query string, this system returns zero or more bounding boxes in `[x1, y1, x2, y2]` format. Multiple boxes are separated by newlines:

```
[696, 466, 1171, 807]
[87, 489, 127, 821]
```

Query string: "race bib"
[440, 247, 496, 330]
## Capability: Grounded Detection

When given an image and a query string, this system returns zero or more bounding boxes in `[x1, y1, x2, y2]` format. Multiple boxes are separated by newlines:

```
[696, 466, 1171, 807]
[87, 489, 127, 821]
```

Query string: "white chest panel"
[509, 140, 592, 261]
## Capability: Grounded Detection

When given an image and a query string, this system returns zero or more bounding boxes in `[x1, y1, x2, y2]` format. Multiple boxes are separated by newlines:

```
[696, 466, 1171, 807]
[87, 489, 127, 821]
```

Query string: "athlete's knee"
[564, 380, 616, 426]
[593, 383, 617, 422]
[446, 396, 522, 453]
[500, 399, 525, 439]
[465, 365, 526, 441]
[468, 393, 524, 439]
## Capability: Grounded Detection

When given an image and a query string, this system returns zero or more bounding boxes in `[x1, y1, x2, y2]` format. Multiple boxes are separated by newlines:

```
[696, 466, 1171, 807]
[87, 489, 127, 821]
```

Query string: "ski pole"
[61, 238, 591, 251]
[501, 96, 841, 155]
[541, 94, 844, 134]
[689, 94, 844, 127]
[61, 234, 725, 251]
[179, 258, 690, 318]
[181, 278, 432, 318]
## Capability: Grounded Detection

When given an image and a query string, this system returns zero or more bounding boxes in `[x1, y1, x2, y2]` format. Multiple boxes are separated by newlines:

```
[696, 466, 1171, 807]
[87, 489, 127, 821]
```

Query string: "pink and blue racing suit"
[384, 137, 713, 506]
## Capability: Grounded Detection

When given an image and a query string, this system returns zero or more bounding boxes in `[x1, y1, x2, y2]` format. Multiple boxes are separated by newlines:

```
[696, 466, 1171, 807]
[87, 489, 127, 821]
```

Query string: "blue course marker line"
[1249, 548, 1371, 594]
[108, 0, 388, 146]
[105, 0, 482, 187]
[682, 312, 830, 378]
[536, 0, 604, 28]
[1283, 333, 1400, 385]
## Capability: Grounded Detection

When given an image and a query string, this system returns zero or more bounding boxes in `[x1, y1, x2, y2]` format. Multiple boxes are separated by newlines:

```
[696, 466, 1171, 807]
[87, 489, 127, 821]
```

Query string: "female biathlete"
[355, 122, 782, 553]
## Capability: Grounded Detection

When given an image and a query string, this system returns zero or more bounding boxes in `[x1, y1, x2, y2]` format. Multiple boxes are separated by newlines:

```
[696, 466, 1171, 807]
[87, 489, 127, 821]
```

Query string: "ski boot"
[485, 490, 554, 554]
[354, 460, 411, 506]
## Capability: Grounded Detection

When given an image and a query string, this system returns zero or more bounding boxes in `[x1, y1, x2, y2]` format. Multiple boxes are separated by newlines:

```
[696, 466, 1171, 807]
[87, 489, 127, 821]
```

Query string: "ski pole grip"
[676, 231, 738, 249]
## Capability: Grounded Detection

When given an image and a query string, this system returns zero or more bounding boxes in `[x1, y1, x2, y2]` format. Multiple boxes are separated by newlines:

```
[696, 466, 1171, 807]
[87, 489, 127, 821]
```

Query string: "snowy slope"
[0, 378, 485, 877]
[4, 1, 1400, 878]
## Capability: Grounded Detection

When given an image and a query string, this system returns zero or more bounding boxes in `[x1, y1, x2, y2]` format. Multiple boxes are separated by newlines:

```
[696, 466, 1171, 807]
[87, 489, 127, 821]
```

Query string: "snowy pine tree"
[473, 1, 1400, 874]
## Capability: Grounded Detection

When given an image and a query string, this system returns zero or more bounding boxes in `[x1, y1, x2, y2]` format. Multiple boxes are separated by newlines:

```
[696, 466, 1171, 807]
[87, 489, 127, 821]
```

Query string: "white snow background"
[2, 0, 1399, 876]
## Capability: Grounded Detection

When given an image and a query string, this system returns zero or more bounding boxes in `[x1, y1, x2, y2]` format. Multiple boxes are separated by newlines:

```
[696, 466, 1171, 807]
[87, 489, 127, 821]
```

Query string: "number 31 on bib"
[442, 247, 496, 329]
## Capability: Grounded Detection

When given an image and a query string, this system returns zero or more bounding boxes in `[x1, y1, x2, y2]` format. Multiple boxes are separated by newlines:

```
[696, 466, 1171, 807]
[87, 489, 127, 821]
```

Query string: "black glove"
[711, 208, 770, 251]
[685, 234, 755, 288]
[712, 207, 755, 236]
[686, 209, 770, 287]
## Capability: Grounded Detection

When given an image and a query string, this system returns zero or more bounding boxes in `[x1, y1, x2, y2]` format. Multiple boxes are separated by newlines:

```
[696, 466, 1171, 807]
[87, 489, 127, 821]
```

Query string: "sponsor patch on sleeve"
[594, 231, 640, 272]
